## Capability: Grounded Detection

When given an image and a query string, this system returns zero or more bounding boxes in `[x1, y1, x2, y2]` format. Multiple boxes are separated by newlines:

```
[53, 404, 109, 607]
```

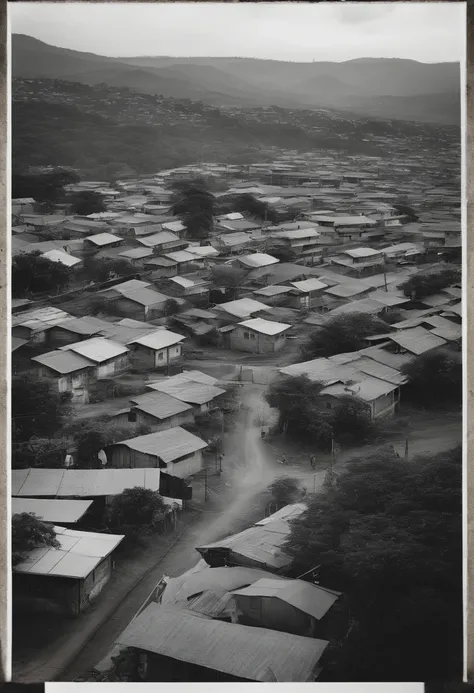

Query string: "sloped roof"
[130, 391, 193, 419]
[118, 247, 154, 259]
[116, 603, 328, 682]
[147, 370, 218, 390]
[150, 380, 226, 405]
[128, 329, 185, 350]
[385, 327, 447, 355]
[14, 525, 124, 579]
[111, 287, 169, 307]
[328, 299, 385, 316]
[12, 468, 162, 498]
[344, 247, 382, 258]
[290, 278, 327, 293]
[60, 337, 129, 363]
[238, 318, 291, 336]
[42, 249, 81, 267]
[324, 282, 371, 298]
[214, 298, 268, 319]
[232, 578, 340, 621]
[253, 285, 292, 298]
[136, 232, 179, 247]
[12, 498, 93, 524]
[238, 253, 279, 269]
[367, 291, 410, 307]
[32, 349, 93, 374]
[114, 426, 207, 463]
[85, 233, 122, 246]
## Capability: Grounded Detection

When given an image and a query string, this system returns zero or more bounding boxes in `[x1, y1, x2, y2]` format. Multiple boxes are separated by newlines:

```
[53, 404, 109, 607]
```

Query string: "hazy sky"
[10, 2, 465, 63]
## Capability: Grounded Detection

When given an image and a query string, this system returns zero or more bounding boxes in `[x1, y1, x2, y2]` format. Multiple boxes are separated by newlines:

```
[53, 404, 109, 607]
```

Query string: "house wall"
[372, 390, 397, 419]
[109, 445, 161, 469]
[229, 326, 287, 354]
[132, 343, 182, 369]
[96, 353, 130, 379]
[165, 450, 203, 478]
[135, 408, 195, 433]
[80, 556, 112, 608]
[110, 298, 166, 321]
[38, 365, 90, 404]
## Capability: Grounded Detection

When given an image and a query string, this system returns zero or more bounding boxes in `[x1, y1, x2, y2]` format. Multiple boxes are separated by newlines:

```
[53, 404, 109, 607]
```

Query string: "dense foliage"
[12, 512, 60, 566]
[300, 313, 391, 359]
[265, 375, 374, 449]
[12, 166, 79, 203]
[67, 190, 106, 215]
[80, 257, 135, 284]
[12, 251, 71, 297]
[106, 487, 167, 529]
[171, 180, 215, 239]
[399, 265, 461, 300]
[286, 446, 462, 681]
[401, 348, 462, 407]
[268, 477, 303, 508]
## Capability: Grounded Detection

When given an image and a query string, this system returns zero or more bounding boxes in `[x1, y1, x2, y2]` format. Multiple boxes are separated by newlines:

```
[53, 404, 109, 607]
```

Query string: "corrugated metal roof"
[358, 345, 414, 370]
[232, 578, 340, 620]
[32, 349, 93, 374]
[60, 337, 129, 363]
[215, 298, 268, 319]
[321, 376, 398, 402]
[103, 279, 150, 294]
[85, 233, 122, 246]
[255, 503, 307, 526]
[344, 247, 382, 258]
[238, 318, 291, 336]
[112, 287, 169, 307]
[12, 307, 71, 329]
[324, 282, 370, 298]
[430, 325, 462, 341]
[12, 468, 161, 497]
[115, 426, 207, 463]
[186, 245, 220, 258]
[131, 391, 193, 419]
[386, 327, 447, 355]
[14, 525, 124, 579]
[184, 590, 235, 618]
[118, 247, 153, 259]
[147, 371, 218, 389]
[367, 291, 409, 307]
[129, 329, 185, 350]
[42, 249, 81, 267]
[162, 250, 196, 263]
[11, 337, 29, 352]
[421, 293, 456, 308]
[116, 603, 327, 682]
[238, 254, 279, 269]
[136, 232, 179, 247]
[290, 278, 327, 293]
[54, 316, 107, 335]
[253, 286, 292, 297]
[328, 298, 384, 316]
[150, 380, 225, 405]
[162, 566, 286, 605]
[12, 498, 93, 524]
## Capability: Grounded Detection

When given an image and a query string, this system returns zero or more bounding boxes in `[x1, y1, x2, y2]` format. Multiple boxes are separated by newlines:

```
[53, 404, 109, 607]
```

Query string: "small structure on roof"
[107, 426, 208, 478]
[230, 318, 291, 354]
[115, 602, 328, 682]
[13, 525, 124, 616]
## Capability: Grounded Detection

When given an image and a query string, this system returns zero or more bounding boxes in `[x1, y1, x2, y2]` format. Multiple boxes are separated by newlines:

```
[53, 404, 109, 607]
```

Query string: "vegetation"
[285, 446, 462, 681]
[401, 348, 462, 407]
[264, 244, 297, 263]
[106, 487, 168, 532]
[171, 180, 215, 239]
[12, 513, 60, 566]
[12, 166, 79, 204]
[12, 252, 71, 297]
[80, 257, 135, 284]
[300, 313, 391, 359]
[268, 477, 303, 509]
[67, 190, 106, 216]
[65, 419, 151, 468]
[265, 375, 374, 449]
[210, 265, 247, 299]
[399, 265, 461, 300]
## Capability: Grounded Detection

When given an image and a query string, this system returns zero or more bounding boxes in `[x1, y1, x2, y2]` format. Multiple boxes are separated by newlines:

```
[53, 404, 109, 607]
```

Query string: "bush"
[12, 251, 70, 297]
[106, 487, 167, 530]
[401, 348, 462, 407]
[12, 512, 60, 566]
[399, 266, 461, 300]
[268, 477, 303, 508]
[300, 313, 391, 359]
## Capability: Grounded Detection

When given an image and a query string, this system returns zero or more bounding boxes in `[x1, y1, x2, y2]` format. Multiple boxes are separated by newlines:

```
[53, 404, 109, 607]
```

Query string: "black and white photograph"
[9, 1, 464, 684]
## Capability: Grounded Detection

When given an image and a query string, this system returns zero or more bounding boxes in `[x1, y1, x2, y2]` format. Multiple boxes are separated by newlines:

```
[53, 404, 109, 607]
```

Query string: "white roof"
[14, 526, 124, 579]
[186, 245, 219, 258]
[129, 329, 185, 350]
[238, 253, 280, 269]
[42, 249, 81, 267]
[136, 232, 179, 247]
[290, 278, 327, 293]
[344, 247, 382, 258]
[215, 298, 268, 319]
[162, 250, 196, 263]
[238, 318, 291, 336]
[60, 337, 129, 363]
[12, 468, 162, 497]
[12, 498, 93, 524]
[85, 233, 122, 246]
[115, 427, 207, 464]
[163, 221, 186, 232]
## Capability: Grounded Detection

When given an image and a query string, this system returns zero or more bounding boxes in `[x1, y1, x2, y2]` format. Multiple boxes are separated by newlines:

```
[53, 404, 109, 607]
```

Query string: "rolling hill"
[12, 34, 461, 125]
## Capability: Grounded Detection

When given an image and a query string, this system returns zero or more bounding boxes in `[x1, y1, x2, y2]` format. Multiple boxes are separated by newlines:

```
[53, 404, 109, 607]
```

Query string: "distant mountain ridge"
[12, 34, 461, 125]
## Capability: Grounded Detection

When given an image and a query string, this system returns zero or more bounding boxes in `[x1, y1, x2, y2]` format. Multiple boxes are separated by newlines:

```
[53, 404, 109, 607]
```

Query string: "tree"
[401, 348, 462, 407]
[268, 477, 303, 508]
[399, 266, 461, 300]
[12, 252, 71, 297]
[164, 298, 180, 317]
[233, 193, 277, 223]
[12, 512, 60, 566]
[12, 375, 72, 454]
[82, 257, 134, 284]
[12, 166, 79, 204]
[300, 313, 391, 359]
[265, 244, 296, 263]
[210, 265, 247, 299]
[171, 180, 215, 239]
[68, 190, 106, 216]
[285, 446, 462, 681]
[106, 487, 167, 529]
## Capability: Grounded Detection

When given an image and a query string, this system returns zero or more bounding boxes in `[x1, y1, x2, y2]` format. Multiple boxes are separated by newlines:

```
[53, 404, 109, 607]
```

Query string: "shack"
[230, 318, 291, 354]
[128, 329, 185, 368]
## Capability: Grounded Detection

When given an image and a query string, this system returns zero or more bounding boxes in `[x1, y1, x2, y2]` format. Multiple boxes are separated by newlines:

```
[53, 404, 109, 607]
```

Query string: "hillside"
[12, 34, 461, 125]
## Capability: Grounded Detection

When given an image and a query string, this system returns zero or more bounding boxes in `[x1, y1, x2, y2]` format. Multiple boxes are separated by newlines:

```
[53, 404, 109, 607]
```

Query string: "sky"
[10, 2, 465, 63]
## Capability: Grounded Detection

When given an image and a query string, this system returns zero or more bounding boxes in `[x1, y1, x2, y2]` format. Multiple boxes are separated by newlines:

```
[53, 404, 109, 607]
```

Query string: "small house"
[32, 349, 94, 403]
[332, 248, 385, 277]
[146, 375, 226, 414]
[84, 233, 124, 252]
[236, 253, 279, 270]
[116, 391, 195, 432]
[101, 286, 170, 321]
[12, 307, 72, 344]
[107, 426, 208, 478]
[286, 278, 328, 310]
[135, 231, 186, 253]
[48, 316, 107, 346]
[117, 247, 154, 266]
[13, 525, 124, 616]
[128, 329, 185, 368]
[60, 337, 130, 378]
[269, 228, 322, 262]
[230, 318, 291, 354]
[160, 250, 197, 274]
[213, 298, 268, 325]
[162, 274, 210, 304]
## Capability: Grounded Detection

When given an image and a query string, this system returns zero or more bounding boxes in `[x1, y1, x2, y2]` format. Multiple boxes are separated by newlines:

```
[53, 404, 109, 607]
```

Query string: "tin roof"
[32, 349, 93, 374]
[130, 391, 193, 419]
[289, 278, 327, 293]
[85, 233, 122, 246]
[111, 287, 169, 307]
[118, 247, 154, 259]
[128, 329, 185, 350]
[147, 370, 218, 389]
[136, 232, 179, 247]
[150, 380, 226, 405]
[253, 285, 293, 297]
[42, 249, 82, 267]
[12, 498, 93, 524]
[12, 468, 162, 498]
[238, 318, 291, 336]
[344, 247, 382, 258]
[14, 526, 124, 579]
[186, 245, 220, 258]
[60, 337, 129, 363]
[238, 253, 279, 269]
[115, 426, 207, 463]
[385, 327, 448, 355]
[214, 298, 268, 319]
[232, 578, 340, 620]
[116, 603, 327, 682]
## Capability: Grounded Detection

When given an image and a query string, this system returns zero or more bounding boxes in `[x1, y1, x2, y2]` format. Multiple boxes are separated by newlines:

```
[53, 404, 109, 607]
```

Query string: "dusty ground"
[12, 380, 462, 682]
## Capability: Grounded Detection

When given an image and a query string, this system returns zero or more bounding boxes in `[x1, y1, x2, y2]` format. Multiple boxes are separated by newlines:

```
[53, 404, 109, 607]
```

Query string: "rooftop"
[214, 298, 268, 319]
[114, 426, 208, 463]
[238, 318, 291, 336]
[12, 498, 93, 524]
[238, 253, 280, 269]
[42, 249, 82, 267]
[32, 349, 93, 374]
[60, 337, 129, 364]
[85, 233, 122, 246]
[128, 329, 185, 351]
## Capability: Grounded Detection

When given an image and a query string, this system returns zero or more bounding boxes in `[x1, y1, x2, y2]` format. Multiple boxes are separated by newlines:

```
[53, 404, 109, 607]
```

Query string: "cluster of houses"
[89, 502, 347, 682]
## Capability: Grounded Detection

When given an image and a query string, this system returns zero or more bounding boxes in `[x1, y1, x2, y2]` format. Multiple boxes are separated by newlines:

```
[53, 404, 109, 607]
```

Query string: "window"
[243, 332, 250, 339]
[158, 351, 164, 360]
[128, 410, 137, 423]
[326, 402, 332, 409]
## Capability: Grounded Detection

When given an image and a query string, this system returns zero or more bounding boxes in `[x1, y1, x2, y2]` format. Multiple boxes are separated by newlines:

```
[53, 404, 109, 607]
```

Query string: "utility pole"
[405, 438, 409, 460]
[313, 474, 316, 493]
[204, 469, 208, 502]
[383, 255, 388, 292]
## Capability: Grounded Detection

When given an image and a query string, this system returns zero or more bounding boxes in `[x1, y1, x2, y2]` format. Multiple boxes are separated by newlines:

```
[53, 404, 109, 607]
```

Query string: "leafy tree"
[392, 203, 419, 222]
[233, 193, 277, 223]
[300, 313, 391, 359]
[268, 477, 303, 508]
[285, 446, 462, 681]
[401, 348, 462, 407]
[12, 513, 60, 566]
[12, 375, 72, 450]
[210, 265, 246, 299]
[65, 419, 151, 468]
[68, 190, 106, 216]
[12, 166, 79, 203]
[399, 266, 461, 300]
[171, 181, 215, 239]
[12, 252, 71, 297]
[164, 298, 181, 317]
[106, 487, 167, 529]
[264, 244, 296, 263]
[82, 257, 134, 284]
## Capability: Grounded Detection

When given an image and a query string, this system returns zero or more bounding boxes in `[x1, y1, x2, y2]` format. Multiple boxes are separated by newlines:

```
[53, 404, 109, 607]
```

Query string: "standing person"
[310, 454, 316, 469]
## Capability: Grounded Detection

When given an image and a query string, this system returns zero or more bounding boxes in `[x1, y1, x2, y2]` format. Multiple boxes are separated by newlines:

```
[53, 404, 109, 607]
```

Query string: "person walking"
[310, 454, 316, 470]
